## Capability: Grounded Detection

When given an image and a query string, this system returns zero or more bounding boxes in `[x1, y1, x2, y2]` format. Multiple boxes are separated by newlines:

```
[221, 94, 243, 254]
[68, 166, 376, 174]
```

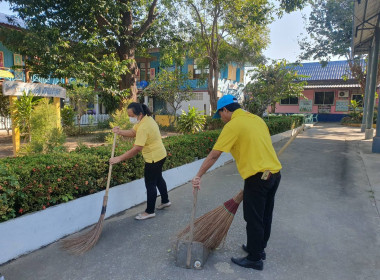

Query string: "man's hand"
[109, 156, 121, 165]
[192, 176, 201, 191]
[112, 126, 120, 135]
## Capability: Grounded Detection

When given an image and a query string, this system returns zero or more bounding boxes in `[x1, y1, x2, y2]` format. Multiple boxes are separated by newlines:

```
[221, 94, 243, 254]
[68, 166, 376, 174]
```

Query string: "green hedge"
[0, 116, 302, 222]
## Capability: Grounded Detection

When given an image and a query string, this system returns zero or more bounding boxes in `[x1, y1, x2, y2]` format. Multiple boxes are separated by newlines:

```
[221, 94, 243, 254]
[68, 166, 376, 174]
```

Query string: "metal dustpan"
[175, 189, 210, 269]
[175, 239, 210, 269]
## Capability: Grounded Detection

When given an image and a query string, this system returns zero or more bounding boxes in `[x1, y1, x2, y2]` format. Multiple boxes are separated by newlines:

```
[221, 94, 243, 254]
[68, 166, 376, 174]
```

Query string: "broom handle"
[105, 133, 117, 198]
[277, 124, 305, 157]
[186, 188, 198, 268]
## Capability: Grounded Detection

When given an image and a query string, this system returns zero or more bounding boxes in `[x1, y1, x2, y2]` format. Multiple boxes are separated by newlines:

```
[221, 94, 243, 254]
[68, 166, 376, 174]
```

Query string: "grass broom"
[177, 124, 305, 250]
[61, 133, 117, 254]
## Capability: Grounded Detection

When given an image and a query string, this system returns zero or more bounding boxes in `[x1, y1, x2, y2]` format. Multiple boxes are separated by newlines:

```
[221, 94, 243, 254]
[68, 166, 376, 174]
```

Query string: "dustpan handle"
[186, 188, 198, 268]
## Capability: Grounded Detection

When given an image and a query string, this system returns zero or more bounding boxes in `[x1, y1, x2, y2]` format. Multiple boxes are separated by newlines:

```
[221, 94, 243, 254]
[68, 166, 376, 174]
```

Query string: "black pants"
[243, 171, 281, 261]
[144, 157, 169, 214]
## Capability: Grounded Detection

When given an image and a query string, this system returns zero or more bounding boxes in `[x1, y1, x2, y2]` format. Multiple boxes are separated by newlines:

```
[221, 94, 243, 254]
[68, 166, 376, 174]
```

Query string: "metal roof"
[352, 0, 380, 55]
[292, 60, 365, 81]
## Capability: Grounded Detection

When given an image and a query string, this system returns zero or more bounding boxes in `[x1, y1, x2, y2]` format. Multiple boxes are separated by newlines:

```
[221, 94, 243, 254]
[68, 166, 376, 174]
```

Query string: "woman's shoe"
[156, 202, 171, 210]
[135, 213, 156, 220]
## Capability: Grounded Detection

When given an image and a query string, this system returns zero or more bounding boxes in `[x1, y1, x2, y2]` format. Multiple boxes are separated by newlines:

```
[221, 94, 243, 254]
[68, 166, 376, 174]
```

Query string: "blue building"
[135, 48, 245, 115]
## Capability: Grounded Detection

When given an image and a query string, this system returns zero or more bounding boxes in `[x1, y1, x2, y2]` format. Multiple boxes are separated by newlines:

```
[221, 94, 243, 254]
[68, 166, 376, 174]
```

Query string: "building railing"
[0, 114, 110, 130]
[0, 116, 11, 130]
[73, 114, 110, 126]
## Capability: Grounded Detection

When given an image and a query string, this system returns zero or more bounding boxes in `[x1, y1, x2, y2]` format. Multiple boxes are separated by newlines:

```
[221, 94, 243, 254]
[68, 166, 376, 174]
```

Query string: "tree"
[1, 0, 176, 103]
[144, 68, 194, 116]
[179, 0, 307, 113]
[298, 0, 380, 94]
[66, 82, 96, 131]
[244, 60, 307, 116]
[182, 0, 272, 112]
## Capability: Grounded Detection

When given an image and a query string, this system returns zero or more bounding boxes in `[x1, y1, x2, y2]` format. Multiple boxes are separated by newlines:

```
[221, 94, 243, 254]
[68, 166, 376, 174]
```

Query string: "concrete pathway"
[1, 123, 379, 280]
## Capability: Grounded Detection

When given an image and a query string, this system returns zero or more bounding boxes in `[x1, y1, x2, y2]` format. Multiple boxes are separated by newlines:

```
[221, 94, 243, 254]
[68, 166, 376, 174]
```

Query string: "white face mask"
[129, 117, 139, 124]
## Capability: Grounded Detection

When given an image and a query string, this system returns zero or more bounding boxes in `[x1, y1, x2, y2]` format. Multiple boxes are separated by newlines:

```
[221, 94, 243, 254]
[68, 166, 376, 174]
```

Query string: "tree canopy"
[180, 0, 273, 111]
[0, 0, 177, 102]
[244, 60, 307, 116]
[299, 0, 353, 62]
[298, 0, 380, 94]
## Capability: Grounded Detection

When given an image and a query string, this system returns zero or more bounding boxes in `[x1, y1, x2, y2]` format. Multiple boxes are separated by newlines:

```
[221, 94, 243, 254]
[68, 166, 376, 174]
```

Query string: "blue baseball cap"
[213, 95, 238, 119]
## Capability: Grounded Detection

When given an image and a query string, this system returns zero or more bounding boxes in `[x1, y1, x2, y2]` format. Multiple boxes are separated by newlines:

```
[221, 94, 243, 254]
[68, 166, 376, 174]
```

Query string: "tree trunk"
[118, 48, 138, 103]
[271, 102, 276, 113]
[208, 59, 218, 113]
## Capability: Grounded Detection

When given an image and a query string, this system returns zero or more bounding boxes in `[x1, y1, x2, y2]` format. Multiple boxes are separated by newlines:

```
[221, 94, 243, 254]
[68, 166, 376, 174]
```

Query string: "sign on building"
[2, 81, 66, 98]
[335, 100, 349, 112]
[318, 105, 331, 113]
[299, 100, 312, 112]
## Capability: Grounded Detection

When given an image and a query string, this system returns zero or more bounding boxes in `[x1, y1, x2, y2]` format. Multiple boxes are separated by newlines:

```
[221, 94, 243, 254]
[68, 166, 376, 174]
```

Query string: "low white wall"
[0, 127, 301, 264]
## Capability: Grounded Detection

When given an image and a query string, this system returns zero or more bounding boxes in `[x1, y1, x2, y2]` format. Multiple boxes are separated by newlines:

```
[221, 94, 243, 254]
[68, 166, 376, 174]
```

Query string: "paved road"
[1, 123, 379, 280]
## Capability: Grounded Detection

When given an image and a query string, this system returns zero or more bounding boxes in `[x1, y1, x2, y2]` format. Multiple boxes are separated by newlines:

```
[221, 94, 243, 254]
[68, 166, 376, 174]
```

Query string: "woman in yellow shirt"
[109, 103, 171, 220]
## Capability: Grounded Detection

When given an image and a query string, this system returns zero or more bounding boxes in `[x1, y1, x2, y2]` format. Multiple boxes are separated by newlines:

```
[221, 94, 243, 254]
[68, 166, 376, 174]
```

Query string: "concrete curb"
[0, 127, 302, 264]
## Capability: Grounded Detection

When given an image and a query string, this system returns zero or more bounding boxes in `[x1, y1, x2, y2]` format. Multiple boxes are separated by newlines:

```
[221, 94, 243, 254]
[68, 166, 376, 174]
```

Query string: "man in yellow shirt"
[192, 95, 282, 271]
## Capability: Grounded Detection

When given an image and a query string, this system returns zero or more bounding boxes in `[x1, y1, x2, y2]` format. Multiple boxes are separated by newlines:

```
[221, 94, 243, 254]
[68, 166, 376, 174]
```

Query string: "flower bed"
[0, 115, 303, 222]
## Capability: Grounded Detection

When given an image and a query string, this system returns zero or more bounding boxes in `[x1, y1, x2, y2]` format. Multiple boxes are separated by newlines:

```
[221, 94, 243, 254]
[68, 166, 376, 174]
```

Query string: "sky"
[0, 1, 341, 63]
[264, 6, 312, 62]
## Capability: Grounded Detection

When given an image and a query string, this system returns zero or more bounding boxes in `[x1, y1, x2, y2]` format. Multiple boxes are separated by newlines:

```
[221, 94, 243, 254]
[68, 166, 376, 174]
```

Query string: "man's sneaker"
[156, 202, 171, 210]
[242, 244, 266, 260]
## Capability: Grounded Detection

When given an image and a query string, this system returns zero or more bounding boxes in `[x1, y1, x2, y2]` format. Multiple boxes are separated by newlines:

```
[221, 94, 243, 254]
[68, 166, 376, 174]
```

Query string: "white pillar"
[95, 95, 99, 121]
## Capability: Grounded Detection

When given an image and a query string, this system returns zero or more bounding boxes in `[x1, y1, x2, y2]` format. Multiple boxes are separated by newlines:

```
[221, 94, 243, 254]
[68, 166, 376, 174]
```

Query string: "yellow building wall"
[155, 115, 176, 127]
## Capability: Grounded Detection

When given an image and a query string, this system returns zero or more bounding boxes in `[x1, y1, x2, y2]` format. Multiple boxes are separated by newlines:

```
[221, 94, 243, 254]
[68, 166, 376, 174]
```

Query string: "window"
[192, 92, 203, 100]
[280, 97, 299, 105]
[139, 62, 150, 81]
[193, 61, 209, 79]
[352, 94, 363, 105]
[314, 91, 334, 105]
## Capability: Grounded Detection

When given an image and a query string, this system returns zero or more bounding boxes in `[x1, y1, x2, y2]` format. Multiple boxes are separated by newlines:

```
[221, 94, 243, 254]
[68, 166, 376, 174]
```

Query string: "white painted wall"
[0, 127, 304, 264]
[171, 91, 210, 116]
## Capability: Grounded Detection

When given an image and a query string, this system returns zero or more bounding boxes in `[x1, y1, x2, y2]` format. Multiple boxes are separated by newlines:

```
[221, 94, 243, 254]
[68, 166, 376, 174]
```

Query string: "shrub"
[106, 107, 133, 143]
[97, 118, 111, 129]
[177, 106, 206, 134]
[20, 99, 66, 154]
[158, 123, 177, 133]
[204, 116, 224, 130]
[61, 105, 75, 127]
[0, 115, 302, 222]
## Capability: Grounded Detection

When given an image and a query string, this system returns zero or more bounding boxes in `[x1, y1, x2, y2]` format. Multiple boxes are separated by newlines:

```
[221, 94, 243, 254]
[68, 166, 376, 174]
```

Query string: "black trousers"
[144, 157, 169, 214]
[243, 171, 281, 261]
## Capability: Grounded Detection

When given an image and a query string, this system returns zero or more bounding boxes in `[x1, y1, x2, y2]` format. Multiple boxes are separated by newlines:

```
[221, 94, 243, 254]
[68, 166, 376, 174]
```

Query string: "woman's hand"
[109, 156, 121, 165]
[192, 176, 201, 191]
[112, 126, 120, 135]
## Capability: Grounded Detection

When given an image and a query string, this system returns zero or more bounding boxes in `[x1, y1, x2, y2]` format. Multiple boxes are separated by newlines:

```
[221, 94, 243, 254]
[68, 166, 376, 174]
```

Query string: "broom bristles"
[61, 214, 105, 254]
[177, 190, 243, 250]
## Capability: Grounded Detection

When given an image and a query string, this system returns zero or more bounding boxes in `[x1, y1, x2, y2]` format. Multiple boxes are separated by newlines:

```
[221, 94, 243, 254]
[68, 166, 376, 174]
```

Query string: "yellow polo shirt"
[133, 116, 167, 163]
[213, 109, 282, 179]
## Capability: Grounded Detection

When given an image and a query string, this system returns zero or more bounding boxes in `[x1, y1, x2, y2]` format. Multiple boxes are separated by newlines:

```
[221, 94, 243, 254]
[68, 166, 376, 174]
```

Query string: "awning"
[304, 84, 360, 89]
[0, 70, 14, 78]
[352, 0, 380, 55]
